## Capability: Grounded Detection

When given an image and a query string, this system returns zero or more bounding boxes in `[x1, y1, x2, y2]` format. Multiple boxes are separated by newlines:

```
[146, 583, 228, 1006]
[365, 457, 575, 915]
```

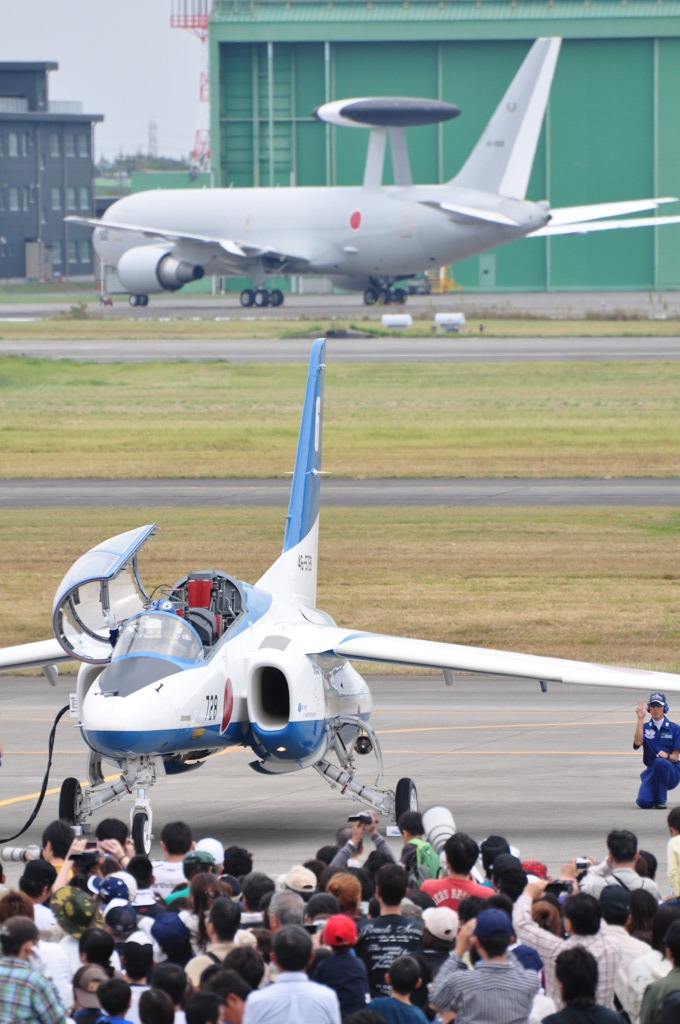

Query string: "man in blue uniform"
[634, 692, 680, 809]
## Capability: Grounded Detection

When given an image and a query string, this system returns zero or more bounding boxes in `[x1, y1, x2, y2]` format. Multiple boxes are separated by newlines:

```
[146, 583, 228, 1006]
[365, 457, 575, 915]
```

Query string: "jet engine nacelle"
[246, 648, 330, 772]
[117, 245, 205, 294]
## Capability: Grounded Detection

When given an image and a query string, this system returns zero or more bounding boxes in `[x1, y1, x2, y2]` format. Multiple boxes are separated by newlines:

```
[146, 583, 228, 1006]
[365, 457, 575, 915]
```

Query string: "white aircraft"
[2, 339, 680, 852]
[67, 37, 680, 309]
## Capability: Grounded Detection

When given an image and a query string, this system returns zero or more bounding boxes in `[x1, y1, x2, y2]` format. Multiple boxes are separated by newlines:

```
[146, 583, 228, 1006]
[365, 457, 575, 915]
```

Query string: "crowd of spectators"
[2, 809, 680, 1024]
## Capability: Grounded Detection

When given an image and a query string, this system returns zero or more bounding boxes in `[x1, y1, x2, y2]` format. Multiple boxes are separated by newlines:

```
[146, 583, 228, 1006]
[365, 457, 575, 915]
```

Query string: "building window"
[52, 241, 62, 265]
[79, 186, 89, 210]
[65, 133, 76, 157]
[79, 239, 90, 264]
[50, 132, 60, 157]
[51, 187, 62, 210]
[22, 186, 30, 211]
[20, 133, 28, 156]
[8, 132, 18, 157]
[8, 187, 19, 211]
[67, 240, 78, 263]
[78, 134, 89, 157]
[66, 186, 76, 211]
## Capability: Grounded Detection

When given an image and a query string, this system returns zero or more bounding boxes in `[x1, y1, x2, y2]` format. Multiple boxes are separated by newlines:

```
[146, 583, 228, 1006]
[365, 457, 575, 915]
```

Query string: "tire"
[128, 295, 139, 307]
[395, 777, 418, 820]
[393, 288, 406, 305]
[270, 289, 284, 307]
[240, 289, 255, 308]
[363, 288, 378, 305]
[132, 811, 152, 855]
[378, 288, 391, 305]
[254, 289, 270, 307]
[58, 777, 83, 824]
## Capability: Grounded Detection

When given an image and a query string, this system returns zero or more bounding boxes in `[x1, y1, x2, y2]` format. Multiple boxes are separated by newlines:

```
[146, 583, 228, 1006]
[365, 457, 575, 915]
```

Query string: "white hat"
[196, 838, 225, 867]
[109, 871, 138, 903]
[422, 906, 459, 942]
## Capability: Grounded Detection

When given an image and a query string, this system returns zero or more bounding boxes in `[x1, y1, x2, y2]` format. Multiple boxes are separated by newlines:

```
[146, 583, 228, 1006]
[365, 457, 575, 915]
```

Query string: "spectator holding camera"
[575, 830, 660, 901]
[513, 879, 621, 1009]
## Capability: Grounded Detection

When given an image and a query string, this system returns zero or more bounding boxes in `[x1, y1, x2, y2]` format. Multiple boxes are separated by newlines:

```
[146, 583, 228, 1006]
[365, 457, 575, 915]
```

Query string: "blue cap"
[475, 908, 512, 939]
[92, 876, 130, 904]
[649, 692, 667, 707]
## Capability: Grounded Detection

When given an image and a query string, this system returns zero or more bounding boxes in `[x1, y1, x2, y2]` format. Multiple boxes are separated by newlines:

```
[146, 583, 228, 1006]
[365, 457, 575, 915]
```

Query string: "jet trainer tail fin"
[256, 338, 326, 607]
[451, 37, 561, 200]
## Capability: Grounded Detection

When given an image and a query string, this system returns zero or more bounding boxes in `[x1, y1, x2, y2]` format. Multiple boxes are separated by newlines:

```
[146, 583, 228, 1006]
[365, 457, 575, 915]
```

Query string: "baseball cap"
[322, 913, 358, 946]
[50, 886, 105, 938]
[649, 692, 667, 707]
[184, 849, 215, 869]
[151, 911, 190, 950]
[599, 885, 631, 914]
[522, 859, 548, 880]
[196, 837, 224, 866]
[109, 871, 138, 903]
[20, 859, 57, 890]
[104, 901, 138, 935]
[94, 876, 130, 904]
[475, 908, 513, 939]
[422, 906, 459, 942]
[73, 964, 108, 1009]
[281, 865, 317, 899]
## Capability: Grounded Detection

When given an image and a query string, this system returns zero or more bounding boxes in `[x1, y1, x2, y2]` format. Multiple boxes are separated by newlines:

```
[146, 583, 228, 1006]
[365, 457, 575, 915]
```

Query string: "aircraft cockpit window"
[111, 611, 204, 664]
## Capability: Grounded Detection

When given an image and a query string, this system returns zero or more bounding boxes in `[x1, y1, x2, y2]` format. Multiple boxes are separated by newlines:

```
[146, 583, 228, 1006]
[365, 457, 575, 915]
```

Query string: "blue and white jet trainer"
[2, 339, 680, 851]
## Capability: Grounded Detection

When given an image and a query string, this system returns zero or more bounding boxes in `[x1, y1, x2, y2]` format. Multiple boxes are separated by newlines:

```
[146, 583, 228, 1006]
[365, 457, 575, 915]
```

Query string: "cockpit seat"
[185, 607, 218, 648]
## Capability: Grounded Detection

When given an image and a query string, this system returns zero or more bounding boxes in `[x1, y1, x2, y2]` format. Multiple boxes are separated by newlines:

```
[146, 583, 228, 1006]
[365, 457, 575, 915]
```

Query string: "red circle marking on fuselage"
[349, 210, 361, 230]
[221, 678, 234, 733]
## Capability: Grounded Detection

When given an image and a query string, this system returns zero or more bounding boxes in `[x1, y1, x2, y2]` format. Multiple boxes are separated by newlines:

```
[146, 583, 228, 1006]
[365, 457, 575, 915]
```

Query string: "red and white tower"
[170, 0, 212, 173]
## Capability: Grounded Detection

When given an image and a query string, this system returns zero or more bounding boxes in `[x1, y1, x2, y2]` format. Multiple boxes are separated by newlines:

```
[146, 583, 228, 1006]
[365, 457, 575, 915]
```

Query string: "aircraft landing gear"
[240, 288, 284, 308]
[313, 715, 418, 819]
[129, 294, 149, 307]
[57, 755, 160, 854]
[363, 285, 407, 306]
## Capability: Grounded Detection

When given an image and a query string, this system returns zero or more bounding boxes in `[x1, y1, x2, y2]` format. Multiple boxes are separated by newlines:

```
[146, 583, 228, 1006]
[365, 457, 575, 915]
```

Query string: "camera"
[347, 812, 373, 825]
[575, 857, 590, 872]
[1, 845, 42, 863]
[545, 880, 573, 896]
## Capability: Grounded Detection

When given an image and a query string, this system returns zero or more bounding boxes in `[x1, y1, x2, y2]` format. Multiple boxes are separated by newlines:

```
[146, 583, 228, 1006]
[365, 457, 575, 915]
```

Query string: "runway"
[0, 336, 679, 362]
[2, 477, 680, 507]
[0, 673, 657, 888]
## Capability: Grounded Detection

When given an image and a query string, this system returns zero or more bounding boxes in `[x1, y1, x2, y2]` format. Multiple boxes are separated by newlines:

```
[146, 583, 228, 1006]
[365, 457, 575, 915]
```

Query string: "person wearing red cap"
[312, 913, 370, 1017]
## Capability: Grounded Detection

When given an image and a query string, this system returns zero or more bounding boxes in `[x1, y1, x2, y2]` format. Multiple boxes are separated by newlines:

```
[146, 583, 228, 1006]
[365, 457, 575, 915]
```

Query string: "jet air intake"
[117, 245, 204, 294]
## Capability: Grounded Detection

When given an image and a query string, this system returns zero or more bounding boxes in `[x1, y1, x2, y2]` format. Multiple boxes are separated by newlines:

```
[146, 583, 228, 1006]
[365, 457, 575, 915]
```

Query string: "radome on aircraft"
[67, 37, 680, 310]
[3, 339, 680, 853]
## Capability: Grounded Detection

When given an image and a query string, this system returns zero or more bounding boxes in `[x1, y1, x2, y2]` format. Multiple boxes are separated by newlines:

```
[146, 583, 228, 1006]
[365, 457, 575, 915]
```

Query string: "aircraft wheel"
[129, 294, 140, 307]
[58, 777, 83, 824]
[132, 810, 152, 855]
[393, 288, 406, 305]
[240, 289, 255, 308]
[139, 295, 149, 307]
[378, 288, 391, 305]
[254, 289, 270, 307]
[395, 777, 418, 820]
[363, 288, 378, 305]
[270, 289, 284, 307]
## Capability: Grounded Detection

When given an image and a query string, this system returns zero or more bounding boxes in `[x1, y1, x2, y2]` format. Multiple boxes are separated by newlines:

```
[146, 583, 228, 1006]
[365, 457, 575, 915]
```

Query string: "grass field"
[1, 356, 679, 478]
[1, 505, 678, 672]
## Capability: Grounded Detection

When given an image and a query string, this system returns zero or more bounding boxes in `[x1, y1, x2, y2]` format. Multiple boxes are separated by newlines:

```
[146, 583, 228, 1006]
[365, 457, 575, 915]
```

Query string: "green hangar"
[207, 1, 680, 293]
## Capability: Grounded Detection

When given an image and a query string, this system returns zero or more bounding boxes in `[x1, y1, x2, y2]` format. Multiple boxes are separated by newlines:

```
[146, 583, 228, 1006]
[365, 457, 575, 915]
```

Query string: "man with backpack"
[397, 812, 441, 885]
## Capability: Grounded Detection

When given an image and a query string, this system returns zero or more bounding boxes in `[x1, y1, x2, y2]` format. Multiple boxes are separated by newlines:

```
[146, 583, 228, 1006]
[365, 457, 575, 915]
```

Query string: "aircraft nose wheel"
[58, 777, 84, 824]
[395, 777, 418, 819]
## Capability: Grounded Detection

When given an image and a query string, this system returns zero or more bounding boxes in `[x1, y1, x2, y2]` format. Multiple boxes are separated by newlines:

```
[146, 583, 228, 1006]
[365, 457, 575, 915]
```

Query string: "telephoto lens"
[0, 845, 42, 863]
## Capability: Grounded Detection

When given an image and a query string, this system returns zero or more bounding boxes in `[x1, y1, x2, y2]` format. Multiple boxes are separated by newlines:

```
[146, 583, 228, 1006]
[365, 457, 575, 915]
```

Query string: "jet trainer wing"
[64, 216, 311, 269]
[0, 638, 72, 672]
[304, 626, 680, 692]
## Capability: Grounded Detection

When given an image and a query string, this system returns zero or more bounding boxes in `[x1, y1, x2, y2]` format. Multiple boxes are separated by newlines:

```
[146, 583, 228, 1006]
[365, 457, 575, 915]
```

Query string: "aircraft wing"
[311, 628, 680, 692]
[64, 216, 311, 268]
[0, 638, 73, 672]
[534, 214, 680, 237]
[417, 201, 522, 227]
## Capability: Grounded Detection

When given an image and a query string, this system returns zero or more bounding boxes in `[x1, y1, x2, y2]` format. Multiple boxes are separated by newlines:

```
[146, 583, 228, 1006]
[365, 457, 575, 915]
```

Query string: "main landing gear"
[129, 294, 149, 307]
[313, 715, 418, 820]
[57, 750, 159, 855]
[240, 287, 284, 308]
[363, 286, 407, 306]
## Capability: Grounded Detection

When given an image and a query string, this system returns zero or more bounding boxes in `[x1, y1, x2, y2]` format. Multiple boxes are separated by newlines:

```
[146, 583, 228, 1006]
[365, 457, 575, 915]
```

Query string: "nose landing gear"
[363, 283, 407, 306]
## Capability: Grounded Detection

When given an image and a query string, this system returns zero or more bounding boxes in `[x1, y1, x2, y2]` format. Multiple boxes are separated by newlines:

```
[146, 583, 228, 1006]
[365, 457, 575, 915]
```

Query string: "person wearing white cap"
[196, 838, 225, 871]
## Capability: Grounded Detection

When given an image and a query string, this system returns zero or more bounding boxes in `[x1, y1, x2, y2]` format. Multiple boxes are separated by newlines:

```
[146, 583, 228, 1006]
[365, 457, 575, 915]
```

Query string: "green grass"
[0, 357, 679, 477]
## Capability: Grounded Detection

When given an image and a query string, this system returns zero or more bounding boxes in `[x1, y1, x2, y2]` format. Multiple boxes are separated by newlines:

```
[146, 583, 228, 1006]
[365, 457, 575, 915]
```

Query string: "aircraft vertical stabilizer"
[450, 37, 561, 200]
[256, 337, 326, 607]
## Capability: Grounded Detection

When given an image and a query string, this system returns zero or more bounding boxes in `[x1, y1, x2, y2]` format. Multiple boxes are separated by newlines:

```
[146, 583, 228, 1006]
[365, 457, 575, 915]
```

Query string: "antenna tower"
[170, 0, 212, 173]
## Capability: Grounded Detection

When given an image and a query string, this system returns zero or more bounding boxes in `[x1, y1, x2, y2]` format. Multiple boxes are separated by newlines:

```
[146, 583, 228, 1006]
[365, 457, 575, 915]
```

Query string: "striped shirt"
[513, 893, 622, 1009]
[429, 951, 539, 1024]
[0, 956, 66, 1024]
